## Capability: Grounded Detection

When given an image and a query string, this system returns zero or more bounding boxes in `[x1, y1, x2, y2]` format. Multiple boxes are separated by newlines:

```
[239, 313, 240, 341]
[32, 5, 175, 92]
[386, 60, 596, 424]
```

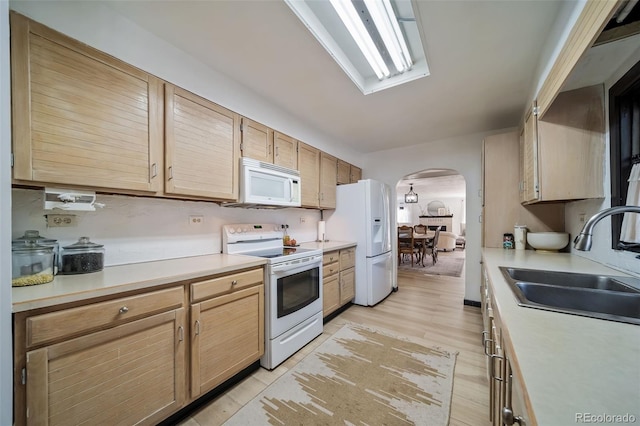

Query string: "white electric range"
[222, 224, 323, 369]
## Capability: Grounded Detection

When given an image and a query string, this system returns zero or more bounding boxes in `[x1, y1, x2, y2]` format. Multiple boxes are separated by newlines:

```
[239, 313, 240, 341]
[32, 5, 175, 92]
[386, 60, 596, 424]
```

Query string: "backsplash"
[12, 188, 321, 266]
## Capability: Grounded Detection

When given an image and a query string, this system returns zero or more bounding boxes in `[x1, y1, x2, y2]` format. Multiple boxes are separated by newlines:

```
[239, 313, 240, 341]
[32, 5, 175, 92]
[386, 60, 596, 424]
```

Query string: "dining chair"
[397, 225, 421, 267]
[414, 224, 428, 234]
[423, 226, 442, 265]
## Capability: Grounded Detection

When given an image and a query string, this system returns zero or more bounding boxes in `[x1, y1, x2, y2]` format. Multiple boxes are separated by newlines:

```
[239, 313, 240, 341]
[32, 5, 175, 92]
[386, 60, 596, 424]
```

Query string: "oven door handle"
[270, 257, 322, 274]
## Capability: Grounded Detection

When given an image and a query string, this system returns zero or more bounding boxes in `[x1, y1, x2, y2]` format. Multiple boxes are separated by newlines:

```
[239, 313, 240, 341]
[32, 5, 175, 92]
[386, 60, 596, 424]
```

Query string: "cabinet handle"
[491, 353, 504, 382]
[502, 407, 525, 425]
[151, 163, 157, 178]
[168, 166, 173, 180]
[194, 320, 201, 336]
[231, 280, 238, 286]
[482, 332, 492, 356]
[268, 144, 272, 155]
[178, 326, 184, 342]
[119, 306, 129, 314]
[275, 146, 279, 157]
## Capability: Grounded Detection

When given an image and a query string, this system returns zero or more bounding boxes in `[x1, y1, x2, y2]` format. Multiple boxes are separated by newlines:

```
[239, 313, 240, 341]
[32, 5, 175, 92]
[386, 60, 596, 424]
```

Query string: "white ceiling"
[103, 0, 565, 154]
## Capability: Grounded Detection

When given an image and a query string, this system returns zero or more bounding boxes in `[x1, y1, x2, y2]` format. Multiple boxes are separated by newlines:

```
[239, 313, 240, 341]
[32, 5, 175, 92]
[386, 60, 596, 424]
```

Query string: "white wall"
[1, 1, 12, 422]
[362, 130, 497, 302]
[565, 46, 640, 277]
[13, 189, 320, 266]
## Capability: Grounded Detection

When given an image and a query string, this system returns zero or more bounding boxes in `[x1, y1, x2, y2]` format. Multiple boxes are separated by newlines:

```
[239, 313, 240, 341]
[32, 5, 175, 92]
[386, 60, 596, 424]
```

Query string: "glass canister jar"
[60, 237, 105, 274]
[12, 241, 55, 286]
[13, 230, 59, 274]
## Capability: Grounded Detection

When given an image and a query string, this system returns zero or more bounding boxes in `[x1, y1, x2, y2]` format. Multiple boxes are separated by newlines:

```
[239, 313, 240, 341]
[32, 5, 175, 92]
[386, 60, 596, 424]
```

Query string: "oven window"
[277, 267, 320, 318]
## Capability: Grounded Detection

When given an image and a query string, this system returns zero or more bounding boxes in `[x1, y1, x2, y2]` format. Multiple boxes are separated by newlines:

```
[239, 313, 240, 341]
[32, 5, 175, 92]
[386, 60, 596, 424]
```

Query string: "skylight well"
[285, 0, 429, 95]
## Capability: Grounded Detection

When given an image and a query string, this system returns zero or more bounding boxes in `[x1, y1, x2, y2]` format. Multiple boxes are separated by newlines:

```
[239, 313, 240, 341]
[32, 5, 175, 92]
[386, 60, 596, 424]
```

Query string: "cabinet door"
[350, 165, 362, 183]
[25, 309, 186, 426]
[11, 13, 163, 193]
[165, 84, 240, 200]
[298, 142, 320, 208]
[273, 132, 298, 170]
[339, 267, 355, 305]
[319, 152, 337, 209]
[337, 160, 351, 185]
[323, 275, 340, 317]
[241, 118, 273, 163]
[190, 284, 264, 398]
[521, 105, 539, 203]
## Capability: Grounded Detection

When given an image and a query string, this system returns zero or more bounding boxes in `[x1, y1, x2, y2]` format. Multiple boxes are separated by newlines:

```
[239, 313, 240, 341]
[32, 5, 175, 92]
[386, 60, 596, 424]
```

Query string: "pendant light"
[405, 184, 418, 203]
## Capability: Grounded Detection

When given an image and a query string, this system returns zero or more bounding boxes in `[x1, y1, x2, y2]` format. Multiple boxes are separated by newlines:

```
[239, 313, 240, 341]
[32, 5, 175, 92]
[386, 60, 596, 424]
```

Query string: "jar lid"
[63, 236, 104, 249]
[12, 240, 54, 254]
[13, 230, 57, 244]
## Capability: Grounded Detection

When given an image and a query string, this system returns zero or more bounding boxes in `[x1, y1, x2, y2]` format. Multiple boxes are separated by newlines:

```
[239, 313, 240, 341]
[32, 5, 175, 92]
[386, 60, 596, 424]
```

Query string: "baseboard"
[463, 299, 481, 308]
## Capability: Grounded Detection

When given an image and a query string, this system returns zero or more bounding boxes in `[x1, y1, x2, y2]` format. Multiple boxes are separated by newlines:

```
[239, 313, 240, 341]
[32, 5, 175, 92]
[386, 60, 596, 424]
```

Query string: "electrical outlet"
[46, 214, 77, 227]
[579, 213, 586, 223]
[189, 215, 204, 225]
[300, 216, 306, 224]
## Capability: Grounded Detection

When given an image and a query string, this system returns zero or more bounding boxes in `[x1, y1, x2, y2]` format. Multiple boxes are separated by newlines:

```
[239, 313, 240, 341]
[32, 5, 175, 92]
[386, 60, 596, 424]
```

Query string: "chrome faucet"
[573, 206, 640, 251]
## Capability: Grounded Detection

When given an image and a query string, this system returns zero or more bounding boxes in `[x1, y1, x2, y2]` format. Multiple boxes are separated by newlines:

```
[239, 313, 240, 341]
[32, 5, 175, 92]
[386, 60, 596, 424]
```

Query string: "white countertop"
[482, 249, 640, 425]
[299, 240, 356, 252]
[12, 254, 267, 312]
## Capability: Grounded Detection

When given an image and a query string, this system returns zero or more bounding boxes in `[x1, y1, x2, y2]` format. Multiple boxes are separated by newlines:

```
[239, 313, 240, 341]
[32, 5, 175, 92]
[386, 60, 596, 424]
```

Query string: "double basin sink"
[499, 267, 640, 325]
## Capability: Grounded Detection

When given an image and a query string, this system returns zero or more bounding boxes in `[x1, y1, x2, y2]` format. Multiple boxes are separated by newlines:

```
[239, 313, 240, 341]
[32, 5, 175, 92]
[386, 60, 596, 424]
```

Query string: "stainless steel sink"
[499, 267, 640, 325]
[503, 267, 639, 292]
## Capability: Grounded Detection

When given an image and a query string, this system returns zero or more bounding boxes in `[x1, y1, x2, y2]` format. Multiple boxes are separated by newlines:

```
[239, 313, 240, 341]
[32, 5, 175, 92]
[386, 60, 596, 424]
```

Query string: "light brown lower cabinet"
[13, 267, 265, 426]
[322, 247, 356, 317]
[482, 264, 531, 426]
[190, 269, 264, 398]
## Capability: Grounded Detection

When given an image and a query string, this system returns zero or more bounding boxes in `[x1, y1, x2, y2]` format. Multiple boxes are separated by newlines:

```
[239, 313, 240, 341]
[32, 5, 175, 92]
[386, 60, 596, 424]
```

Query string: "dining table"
[399, 232, 434, 267]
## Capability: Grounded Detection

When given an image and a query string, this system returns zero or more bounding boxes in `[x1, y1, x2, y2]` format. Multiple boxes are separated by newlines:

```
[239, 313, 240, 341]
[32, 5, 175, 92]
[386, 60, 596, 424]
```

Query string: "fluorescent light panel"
[329, 0, 389, 79]
[331, 0, 413, 78]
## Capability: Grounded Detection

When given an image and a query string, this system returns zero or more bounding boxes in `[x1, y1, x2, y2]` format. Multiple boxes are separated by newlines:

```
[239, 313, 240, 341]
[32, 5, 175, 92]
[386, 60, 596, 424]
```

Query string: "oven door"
[267, 256, 323, 338]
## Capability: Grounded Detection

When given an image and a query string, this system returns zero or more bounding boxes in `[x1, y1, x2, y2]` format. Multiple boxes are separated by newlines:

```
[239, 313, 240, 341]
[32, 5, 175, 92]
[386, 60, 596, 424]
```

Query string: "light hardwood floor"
[179, 252, 490, 425]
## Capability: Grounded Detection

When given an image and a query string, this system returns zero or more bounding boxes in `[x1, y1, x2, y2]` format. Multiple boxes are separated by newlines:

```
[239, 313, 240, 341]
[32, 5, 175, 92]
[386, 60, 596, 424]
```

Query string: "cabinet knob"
[119, 306, 129, 314]
[231, 280, 238, 286]
[502, 407, 525, 425]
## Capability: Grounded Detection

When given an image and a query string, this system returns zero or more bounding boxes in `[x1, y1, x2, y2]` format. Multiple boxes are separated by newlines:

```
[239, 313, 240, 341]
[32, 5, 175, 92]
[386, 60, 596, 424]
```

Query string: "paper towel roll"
[317, 221, 326, 242]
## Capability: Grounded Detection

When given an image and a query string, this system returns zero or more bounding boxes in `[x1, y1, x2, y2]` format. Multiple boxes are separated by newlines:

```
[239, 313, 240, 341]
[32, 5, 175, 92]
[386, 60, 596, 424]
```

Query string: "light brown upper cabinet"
[165, 84, 240, 201]
[298, 142, 320, 207]
[319, 152, 337, 209]
[350, 165, 362, 183]
[536, 0, 619, 119]
[273, 131, 298, 170]
[520, 85, 605, 204]
[240, 118, 273, 164]
[10, 12, 163, 194]
[337, 160, 351, 184]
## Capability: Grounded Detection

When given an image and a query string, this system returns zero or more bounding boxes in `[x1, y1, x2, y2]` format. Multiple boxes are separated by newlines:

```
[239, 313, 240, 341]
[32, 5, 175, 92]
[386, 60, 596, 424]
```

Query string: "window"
[609, 59, 640, 252]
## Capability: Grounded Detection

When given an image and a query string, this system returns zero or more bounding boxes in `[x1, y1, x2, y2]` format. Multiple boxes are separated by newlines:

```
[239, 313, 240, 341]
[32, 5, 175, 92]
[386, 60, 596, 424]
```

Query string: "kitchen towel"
[620, 163, 640, 243]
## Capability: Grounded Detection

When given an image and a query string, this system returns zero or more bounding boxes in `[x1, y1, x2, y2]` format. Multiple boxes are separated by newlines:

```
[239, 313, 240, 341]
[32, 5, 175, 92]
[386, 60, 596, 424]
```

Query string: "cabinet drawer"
[191, 268, 263, 302]
[339, 247, 355, 270]
[323, 262, 340, 278]
[26, 286, 184, 348]
[323, 251, 339, 265]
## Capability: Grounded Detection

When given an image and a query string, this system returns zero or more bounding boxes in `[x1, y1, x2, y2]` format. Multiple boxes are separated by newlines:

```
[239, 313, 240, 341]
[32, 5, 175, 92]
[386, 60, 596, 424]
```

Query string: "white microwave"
[238, 158, 301, 207]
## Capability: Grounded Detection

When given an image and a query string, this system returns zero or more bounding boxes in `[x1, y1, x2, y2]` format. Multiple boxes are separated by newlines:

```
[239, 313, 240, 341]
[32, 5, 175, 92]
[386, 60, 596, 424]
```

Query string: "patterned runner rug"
[224, 323, 458, 425]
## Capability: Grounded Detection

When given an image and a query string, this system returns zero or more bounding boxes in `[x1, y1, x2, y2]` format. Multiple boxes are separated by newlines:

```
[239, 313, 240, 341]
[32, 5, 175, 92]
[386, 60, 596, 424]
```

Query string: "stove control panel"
[222, 223, 283, 249]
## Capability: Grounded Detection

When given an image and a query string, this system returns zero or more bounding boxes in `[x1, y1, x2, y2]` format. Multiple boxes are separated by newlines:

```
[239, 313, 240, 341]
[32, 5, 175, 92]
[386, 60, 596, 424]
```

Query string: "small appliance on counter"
[12, 241, 55, 287]
[13, 230, 59, 275]
[60, 236, 105, 274]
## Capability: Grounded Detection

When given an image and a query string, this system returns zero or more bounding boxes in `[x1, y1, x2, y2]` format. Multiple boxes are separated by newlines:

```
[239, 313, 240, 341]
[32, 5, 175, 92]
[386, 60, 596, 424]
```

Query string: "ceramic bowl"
[527, 232, 570, 251]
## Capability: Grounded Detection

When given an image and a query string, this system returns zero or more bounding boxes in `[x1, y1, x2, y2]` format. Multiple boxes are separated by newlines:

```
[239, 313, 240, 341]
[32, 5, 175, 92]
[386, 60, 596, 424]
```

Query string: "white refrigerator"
[325, 179, 395, 306]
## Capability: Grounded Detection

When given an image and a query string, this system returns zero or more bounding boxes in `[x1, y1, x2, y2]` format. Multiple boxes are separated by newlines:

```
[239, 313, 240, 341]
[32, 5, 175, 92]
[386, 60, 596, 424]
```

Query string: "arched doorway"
[395, 169, 466, 273]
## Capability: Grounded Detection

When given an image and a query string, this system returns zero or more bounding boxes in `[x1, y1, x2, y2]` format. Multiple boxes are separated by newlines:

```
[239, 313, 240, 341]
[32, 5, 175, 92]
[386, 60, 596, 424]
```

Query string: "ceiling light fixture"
[405, 184, 418, 203]
[364, 0, 413, 73]
[329, 0, 390, 79]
